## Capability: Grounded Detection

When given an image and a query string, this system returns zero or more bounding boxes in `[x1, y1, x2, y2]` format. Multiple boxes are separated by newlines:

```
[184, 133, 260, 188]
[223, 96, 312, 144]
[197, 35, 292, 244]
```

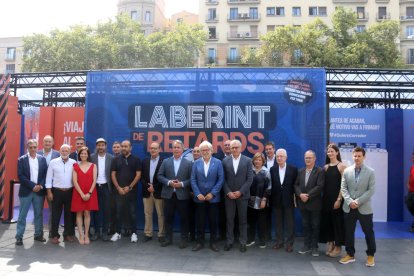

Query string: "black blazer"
[141, 156, 164, 199]
[294, 166, 325, 211]
[270, 164, 298, 208]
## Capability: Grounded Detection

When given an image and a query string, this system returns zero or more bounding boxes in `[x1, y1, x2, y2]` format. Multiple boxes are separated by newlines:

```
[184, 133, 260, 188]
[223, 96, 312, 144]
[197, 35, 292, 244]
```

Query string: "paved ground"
[1, 222, 414, 275]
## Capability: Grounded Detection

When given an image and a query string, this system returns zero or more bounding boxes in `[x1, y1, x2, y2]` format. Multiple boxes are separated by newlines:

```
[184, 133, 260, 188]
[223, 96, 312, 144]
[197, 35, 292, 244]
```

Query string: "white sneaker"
[131, 233, 138, 243]
[111, 233, 121, 242]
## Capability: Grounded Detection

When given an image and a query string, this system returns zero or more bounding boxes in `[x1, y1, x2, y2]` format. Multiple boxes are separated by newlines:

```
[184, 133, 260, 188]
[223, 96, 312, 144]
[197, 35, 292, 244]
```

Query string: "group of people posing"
[16, 135, 376, 267]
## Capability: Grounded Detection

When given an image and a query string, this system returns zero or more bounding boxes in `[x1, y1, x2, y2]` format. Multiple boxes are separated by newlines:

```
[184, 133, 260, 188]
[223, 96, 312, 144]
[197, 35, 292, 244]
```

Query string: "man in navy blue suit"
[191, 141, 224, 252]
[15, 139, 48, 245]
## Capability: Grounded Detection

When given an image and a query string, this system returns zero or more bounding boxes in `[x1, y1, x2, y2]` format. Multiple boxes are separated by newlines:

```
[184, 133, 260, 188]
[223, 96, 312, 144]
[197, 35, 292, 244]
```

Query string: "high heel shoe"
[84, 236, 90, 245]
[79, 235, 85, 245]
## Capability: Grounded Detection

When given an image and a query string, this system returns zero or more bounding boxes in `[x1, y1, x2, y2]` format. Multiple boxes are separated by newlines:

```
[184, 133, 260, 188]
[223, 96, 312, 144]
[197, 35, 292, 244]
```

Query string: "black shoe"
[161, 240, 172, 247]
[158, 237, 166, 243]
[187, 234, 195, 243]
[34, 236, 46, 242]
[223, 243, 233, 251]
[179, 240, 187, 249]
[90, 233, 99, 241]
[210, 243, 219, 252]
[15, 239, 23, 246]
[143, 236, 152, 242]
[192, 243, 204, 251]
[240, 244, 247, 252]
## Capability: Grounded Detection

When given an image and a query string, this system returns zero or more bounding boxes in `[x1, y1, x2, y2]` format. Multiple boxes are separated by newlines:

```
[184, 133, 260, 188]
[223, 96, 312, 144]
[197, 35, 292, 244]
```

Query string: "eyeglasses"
[28, 146, 37, 149]
[231, 146, 240, 149]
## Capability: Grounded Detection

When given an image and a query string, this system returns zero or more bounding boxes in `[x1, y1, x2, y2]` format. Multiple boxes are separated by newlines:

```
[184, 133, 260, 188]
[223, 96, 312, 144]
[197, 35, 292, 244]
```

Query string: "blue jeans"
[16, 192, 45, 239]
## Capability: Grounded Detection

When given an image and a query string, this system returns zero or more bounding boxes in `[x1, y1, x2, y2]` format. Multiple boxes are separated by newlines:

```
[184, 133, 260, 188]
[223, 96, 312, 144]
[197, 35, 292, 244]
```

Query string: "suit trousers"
[195, 201, 219, 244]
[300, 209, 321, 249]
[225, 197, 248, 245]
[247, 207, 267, 245]
[164, 193, 189, 242]
[51, 188, 75, 238]
[274, 206, 295, 246]
[143, 193, 165, 237]
[92, 184, 111, 234]
[16, 192, 45, 239]
[344, 209, 376, 256]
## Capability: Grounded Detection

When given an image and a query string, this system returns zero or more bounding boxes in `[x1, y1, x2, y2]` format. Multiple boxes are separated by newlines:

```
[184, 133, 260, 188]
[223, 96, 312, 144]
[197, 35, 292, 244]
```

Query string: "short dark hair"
[352, 146, 366, 156]
[112, 141, 121, 146]
[75, 136, 85, 141]
[265, 141, 275, 149]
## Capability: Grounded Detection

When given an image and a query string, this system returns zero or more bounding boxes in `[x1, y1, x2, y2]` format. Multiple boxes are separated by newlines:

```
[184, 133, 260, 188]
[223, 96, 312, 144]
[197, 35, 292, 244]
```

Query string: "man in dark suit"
[222, 139, 253, 252]
[69, 136, 85, 161]
[90, 138, 113, 241]
[141, 142, 165, 243]
[16, 139, 48, 245]
[295, 150, 325, 256]
[191, 141, 224, 252]
[270, 148, 298, 252]
[157, 139, 193, 248]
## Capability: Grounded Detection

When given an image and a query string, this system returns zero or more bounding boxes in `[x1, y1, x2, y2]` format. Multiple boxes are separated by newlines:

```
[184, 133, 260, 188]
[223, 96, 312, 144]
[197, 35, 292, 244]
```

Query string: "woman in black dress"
[320, 144, 347, 257]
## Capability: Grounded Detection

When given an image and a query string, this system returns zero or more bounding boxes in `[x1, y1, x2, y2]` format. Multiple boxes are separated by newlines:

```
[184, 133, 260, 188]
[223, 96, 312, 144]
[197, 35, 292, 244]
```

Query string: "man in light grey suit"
[222, 139, 253, 252]
[339, 147, 376, 267]
[157, 140, 193, 248]
[90, 138, 113, 241]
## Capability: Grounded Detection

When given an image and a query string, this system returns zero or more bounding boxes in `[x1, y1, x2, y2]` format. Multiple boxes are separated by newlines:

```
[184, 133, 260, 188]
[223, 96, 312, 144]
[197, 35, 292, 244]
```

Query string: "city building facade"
[0, 37, 23, 74]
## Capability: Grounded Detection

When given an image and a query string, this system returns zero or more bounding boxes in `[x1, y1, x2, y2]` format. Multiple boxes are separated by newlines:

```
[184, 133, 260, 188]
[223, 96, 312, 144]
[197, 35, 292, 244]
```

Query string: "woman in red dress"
[71, 147, 98, 244]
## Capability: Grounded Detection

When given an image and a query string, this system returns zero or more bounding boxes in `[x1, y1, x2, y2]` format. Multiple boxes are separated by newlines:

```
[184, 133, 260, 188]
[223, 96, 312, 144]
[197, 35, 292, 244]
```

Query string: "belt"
[97, 183, 107, 187]
[53, 187, 72, 191]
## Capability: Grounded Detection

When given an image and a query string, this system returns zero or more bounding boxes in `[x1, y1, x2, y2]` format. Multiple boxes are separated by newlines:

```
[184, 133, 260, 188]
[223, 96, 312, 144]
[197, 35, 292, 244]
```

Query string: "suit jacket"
[270, 164, 298, 208]
[37, 149, 60, 160]
[222, 154, 253, 199]
[141, 156, 164, 199]
[341, 164, 375, 215]
[190, 157, 224, 203]
[294, 166, 325, 211]
[17, 154, 48, 197]
[69, 151, 78, 161]
[90, 153, 114, 192]
[157, 156, 192, 200]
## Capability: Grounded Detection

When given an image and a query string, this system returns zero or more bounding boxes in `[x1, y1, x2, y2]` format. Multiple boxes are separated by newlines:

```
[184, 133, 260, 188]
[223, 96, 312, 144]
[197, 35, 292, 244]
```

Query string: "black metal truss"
[10, 68, 414, 109]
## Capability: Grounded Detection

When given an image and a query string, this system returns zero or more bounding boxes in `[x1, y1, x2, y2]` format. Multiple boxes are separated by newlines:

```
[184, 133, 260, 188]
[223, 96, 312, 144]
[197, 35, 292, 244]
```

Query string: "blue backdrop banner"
[85, 68, 327, 168]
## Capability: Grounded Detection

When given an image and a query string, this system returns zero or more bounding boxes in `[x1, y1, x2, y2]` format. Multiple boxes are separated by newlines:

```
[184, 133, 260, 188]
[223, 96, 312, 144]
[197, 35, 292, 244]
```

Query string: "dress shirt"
[42, 150, 53, 166]
[355, 166, 362, 185]
[97, 154, 107, 184]
[266, 157, 275, 169]
[305, 167, 313, 187]
[45, 157, 76, 189]
[149, 156, 160, 183]
[29, 155, 39, 183]
[278, 164, 286, 185]
[203, 158, 211, 177]
[232, 155, 240, 175]
[173, 156, 182, 176]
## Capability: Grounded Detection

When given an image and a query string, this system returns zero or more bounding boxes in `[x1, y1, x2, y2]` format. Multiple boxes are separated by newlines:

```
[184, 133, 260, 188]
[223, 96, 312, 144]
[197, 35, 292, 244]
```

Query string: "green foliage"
[251, 7, 403, 68]
[22, 16, 207, 72]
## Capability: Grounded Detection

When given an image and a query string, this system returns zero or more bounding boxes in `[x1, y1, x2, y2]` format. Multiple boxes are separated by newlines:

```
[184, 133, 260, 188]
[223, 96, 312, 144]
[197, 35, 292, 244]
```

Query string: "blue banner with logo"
[85, 68, 327, 167]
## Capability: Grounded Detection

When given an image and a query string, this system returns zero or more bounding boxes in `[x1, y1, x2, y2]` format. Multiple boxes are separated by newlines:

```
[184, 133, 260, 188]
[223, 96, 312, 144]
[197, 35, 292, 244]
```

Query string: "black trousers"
[188, 198, 196, 238]
[300, 209, 321, 249]
[247, 207, 267, 245]
[51, 188, 74, 238]
[274, 205, 295, 246]
[92, 184, 111, 234]
[164, 194, 189, 242]
[344, 209, 376, 256]
[195, 201, 219, 244]
[115, 190, 137, 234]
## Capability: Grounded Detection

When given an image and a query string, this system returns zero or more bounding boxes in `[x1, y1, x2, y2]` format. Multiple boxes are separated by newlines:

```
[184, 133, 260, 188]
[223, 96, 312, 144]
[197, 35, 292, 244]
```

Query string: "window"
[319, 7, 327, 16]
[130, 11, 138, 21]
[267, 7, 275, 16]
[267, 25, 275, 32]
[208, 8, 217, 20]
[408, 49, 414, 64]
[229, 48, 238, 62]
[276, 7, 285, 16]
[249, 7, 258, 19]
[5, 64, 15, 74]
[357, 7, 366, 19]
[208, 27, 217, 39]
[292, 7, 301, 16]
[292, 49, 303, 64]
[177, 18, 183, 23]
[145, 11, 151, 23]
[378, 7, 387, 19]
[230, 8, 238, 19]
[207, 48, 216, 63]
[407, 7, 414, 18]
[356, 25, 366, 33]
[309, 7, 317, 16]
[5, 48, 16, 61]
[406, 26, 414, 38]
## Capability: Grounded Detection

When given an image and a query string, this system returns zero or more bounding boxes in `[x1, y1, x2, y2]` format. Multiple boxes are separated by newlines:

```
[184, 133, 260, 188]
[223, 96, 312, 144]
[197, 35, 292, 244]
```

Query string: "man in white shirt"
[46, 144, 77, 244]
[15, 139, 48, 245]
[264, 141, 276, 170]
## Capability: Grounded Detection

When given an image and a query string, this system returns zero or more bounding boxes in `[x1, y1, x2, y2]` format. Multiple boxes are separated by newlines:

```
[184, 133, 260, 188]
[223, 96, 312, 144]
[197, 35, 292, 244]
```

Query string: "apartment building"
[169, 11, 199, 29]
[118, 0, 166, 35]
[0, 37, 23, 74]
[199, 0, 411, 67]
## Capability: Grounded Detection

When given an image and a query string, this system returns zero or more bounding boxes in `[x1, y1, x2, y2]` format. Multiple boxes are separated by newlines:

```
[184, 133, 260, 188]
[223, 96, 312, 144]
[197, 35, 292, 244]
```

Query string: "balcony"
[227, 31, 259, 40]
[400, 34, 414, 41]
[228, 0, 260, 4]
[356, 12, 369, 21]
[4, 53, 16, 61]
[376, 13, 391, 21]
[205, 0, 219, 5]
[208, 32, 219, 40]
[375, 0, 390, 2]
[400, 0, 414, 3]
[332, 0, 367, 2]
[227, 56, 241, 64]
[400, 15, 414, 21]
[206, 15, 219, 23]
[205, 57, 218, 65]
[228, 13, 260, 22]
